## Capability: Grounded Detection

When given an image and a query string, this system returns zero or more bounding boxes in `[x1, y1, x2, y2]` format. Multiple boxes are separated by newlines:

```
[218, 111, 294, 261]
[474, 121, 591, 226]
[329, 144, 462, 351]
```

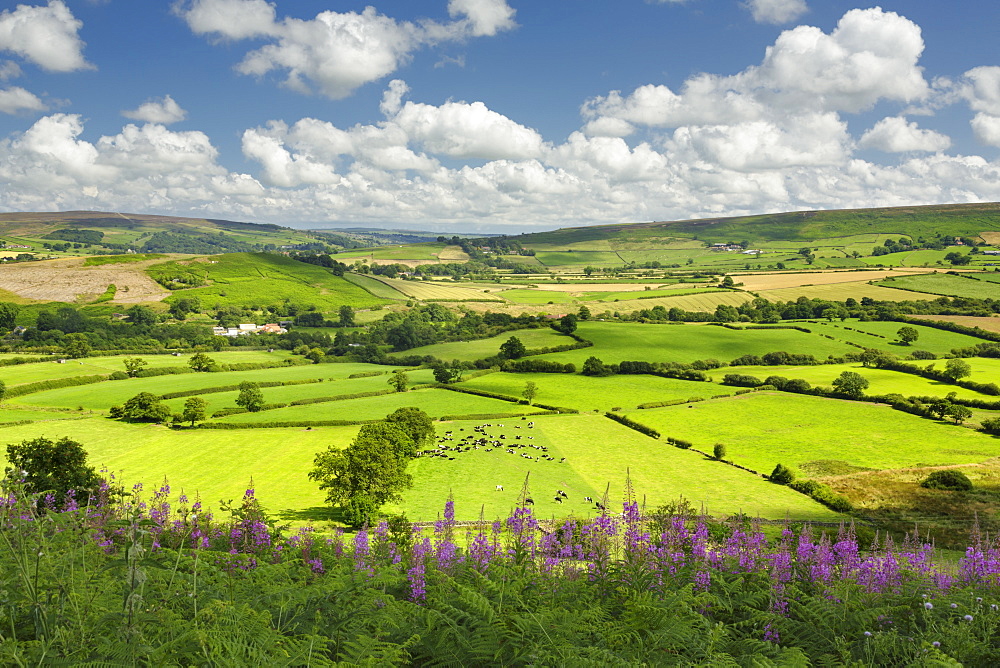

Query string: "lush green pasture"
[8, 362, 393, 410]
[718, 363, 992, 401]
[532, 322, 855, 366]
[2, 350, 296, 387]
[584, 287, 724, 302]
[160, 368, 437, 415]
[334, 243, 448, 261]
[501, 289, 577, 304]
[964, 358, 1000, 386]
[754, 281, 935, 303]
[341, 273, 407, 299]
[876, 272, 1000, 299]
[378, 278, 505, 302]
[399, 414, 838, 521]
[456, 371, 716, 412]
[402, 328, 570, 362]
[811, 320, 990, 355]
[534, 251, 622, 267]
[0, 407, 96, 422]
[0, 418, 338, 516]
[213, 387, 545, 423]
[152, 253, 387, 312]
[626, 393, 1000, 475]
[602, 290, 752, 314]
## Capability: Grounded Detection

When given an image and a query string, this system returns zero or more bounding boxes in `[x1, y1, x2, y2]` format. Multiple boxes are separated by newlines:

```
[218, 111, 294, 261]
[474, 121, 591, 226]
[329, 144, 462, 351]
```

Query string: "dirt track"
[0, 257, 169, 303]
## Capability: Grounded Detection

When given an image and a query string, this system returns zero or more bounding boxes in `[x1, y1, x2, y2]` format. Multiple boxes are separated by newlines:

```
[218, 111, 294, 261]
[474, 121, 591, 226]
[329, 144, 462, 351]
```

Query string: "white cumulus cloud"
[178, 0, 516, 99]
[744, 0, 808, 25]
[859, 116, 950, 153]
[0, 1, 92, 72]
[971, 113, 1000, 148]
[122, 95, 188, 125]
[0, 86, 46, 114]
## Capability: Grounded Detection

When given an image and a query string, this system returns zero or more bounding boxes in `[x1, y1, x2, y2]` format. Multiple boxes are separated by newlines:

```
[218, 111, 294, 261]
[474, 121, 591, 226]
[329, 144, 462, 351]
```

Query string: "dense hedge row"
[160, 378, 321, 400]
[287, 389, 394, 406]
[789, 479, 854, 513]
[604, 412, 660, 438]
[6, 374, 108, 398]
[197, 419, 376, 429]
[500, 358, 577, 373]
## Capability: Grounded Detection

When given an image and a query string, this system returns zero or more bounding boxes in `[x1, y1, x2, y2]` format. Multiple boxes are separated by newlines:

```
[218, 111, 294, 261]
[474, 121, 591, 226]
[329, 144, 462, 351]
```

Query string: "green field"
[876, 272, 1000, 299]
[400, 414, 839, 520]
[151, 253, 388, 312]
[341, 273, 408, 299]
[7, 361, 392, 409]
[625, 393, 1000, 475]
[2, 350, 297, 387]
[457, 371, 716, 412]
[212, 387, 545, 424]
[500, 289, 577, 304]
[403, 327, 571, 362]
[531, 321, 856, 366]
[718, 362, 995, 401]
[813, 319, 990, 354]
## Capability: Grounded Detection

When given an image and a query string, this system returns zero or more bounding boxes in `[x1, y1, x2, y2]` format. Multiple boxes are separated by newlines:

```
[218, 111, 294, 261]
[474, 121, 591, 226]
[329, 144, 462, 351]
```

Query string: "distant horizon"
[3, 199, 999, 238]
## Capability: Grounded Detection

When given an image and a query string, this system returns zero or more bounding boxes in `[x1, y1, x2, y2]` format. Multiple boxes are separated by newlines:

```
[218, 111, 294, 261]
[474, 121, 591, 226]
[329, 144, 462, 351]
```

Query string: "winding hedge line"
[6, 374, 108, 398]
[604, 412, 660, 439]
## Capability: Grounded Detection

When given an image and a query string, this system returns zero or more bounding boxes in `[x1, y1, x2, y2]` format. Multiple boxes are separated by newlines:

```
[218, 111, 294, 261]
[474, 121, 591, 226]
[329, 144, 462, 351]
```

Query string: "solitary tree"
[388, 369, 408, 392]
[182, 396, 207, 426]
[577, 305, 592, 321]
[523, 381, 538, 405]
[499, 336, 526, 360]
[832, 371, 869, 398]
[338, 305, 356, 327]
[123, 357, 148, 377]
[432, 363, 461, 384]
[554, 314, 578, 335]
[897, 326, 919, 346]
[769, 463, 795, 485]
[188, 352, 215, 372]
[713, 443, 727, 461]
[5, 437, 102, 504]
[114, 392, 172, 422]
[944, 358, 972, 381]
[236, 381, 265, 412]
[309, 423, 414, 512]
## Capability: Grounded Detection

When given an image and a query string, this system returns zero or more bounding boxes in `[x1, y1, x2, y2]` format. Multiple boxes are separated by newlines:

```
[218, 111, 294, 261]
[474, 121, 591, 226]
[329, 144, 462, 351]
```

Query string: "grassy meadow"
[875, 272, 1000, 299]
[625, 393, 1000, 475]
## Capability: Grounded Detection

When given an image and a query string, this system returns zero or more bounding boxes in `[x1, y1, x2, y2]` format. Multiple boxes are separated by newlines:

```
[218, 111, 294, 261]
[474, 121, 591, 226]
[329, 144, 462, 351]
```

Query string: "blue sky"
[0, 0, 998, 232]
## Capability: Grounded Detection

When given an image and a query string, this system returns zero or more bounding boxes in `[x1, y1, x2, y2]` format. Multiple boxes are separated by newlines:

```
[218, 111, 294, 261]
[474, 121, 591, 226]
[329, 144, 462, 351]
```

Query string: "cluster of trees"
[309, 408, 434, 527]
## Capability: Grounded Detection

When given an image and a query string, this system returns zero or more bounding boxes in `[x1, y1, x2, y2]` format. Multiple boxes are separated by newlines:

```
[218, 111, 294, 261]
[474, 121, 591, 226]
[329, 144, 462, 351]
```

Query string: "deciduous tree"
[832, 371, 869, 398]
[5, 436, 102, 504]
[123, 357, 148, 377]
[897, 326, 919, 346]
[499, 336, 526, 360]
[236, 382, 265, 412]
[309, 423, 414, 510]
[944, 358, 972, 381]
[182, 396, 207, 426]
[188, 352, 215, 372]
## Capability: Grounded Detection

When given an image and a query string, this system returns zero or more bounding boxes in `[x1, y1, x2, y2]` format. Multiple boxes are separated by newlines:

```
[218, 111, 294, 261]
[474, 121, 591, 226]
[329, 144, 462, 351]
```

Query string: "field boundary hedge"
[196, 419, 378, 429]
[160, 378, 322, 400]
[6, 374, 108, 398]
[604, 412, 660, 439]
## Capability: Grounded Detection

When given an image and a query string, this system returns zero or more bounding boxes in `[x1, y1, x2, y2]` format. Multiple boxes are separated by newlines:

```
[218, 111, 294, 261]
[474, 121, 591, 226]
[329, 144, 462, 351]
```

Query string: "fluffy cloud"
[584, 6, 928, 137]
[859, 116, 951, 153]
[122, 95, 187, 125]
[389, 99, 545, 160]
[959, 66, 1000, 115]
[744, 0, 808, 25]
[177, 0, 277, 40]
[178, 0, 516, 99]
[971, 113, 1000, 148]
[0, 60, 21, 80]
[0, 1, 91, 72]
[0, 86, 46, 114]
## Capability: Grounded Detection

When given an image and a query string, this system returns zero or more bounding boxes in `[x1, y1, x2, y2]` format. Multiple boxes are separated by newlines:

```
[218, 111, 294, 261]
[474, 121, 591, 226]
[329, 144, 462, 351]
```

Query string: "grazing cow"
[558, 490, 568, 498]
[554, 496, 563, 503]
[584, 496, 593, 503]
[525, 497, 534, 505]
[496, 485, 503, 491]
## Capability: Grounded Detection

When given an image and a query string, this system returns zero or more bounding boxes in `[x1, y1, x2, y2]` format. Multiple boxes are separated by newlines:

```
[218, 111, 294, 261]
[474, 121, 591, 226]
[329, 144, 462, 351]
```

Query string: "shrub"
[769, 464, 795, 485]
[713, 443, 726, 461]
[921, 470, 973, 491]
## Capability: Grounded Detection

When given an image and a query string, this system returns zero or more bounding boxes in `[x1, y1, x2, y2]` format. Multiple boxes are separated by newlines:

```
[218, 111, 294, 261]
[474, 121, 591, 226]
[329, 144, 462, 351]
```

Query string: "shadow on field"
[276, 506, 343, 523]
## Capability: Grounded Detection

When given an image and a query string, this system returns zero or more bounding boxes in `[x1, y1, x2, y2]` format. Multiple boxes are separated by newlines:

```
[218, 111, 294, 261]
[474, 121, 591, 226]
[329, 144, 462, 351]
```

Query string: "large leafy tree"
[116, 392, 172, 422]
[182, 396, 207, 426]
[897, 326, 919, 346]
[944, 358, 972, 381]
[309, 423, 414, 509]
[499, 336, 526, 360]
[235, 381, 265, 412]
[832, 371, 869, 398]
[385, 407, 434, 454]
[5, 437, 102, 504]
[188, 352, 215, 372]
